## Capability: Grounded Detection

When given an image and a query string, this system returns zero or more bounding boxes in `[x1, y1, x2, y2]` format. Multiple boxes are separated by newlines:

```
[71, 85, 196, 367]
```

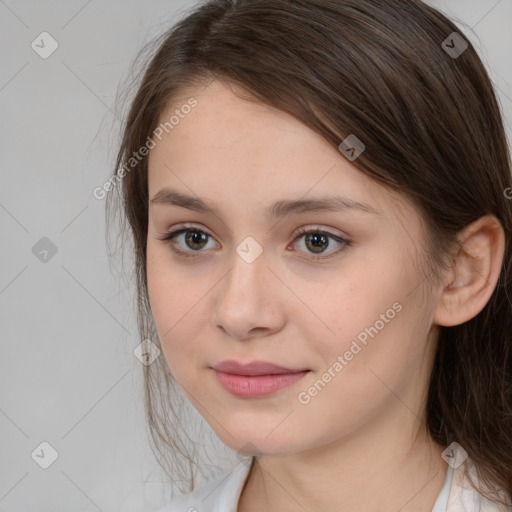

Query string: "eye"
[290, 226, 350, 260]
[157, 224, 218, 257]
[157, 224, 351, 260]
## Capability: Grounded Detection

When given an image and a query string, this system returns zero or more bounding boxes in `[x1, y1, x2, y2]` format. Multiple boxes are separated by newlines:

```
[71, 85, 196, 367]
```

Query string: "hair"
[106, 0, 512, 505]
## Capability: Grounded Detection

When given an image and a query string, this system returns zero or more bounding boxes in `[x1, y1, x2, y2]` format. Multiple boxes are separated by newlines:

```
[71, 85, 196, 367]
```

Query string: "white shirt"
[157, 450, 511, 512]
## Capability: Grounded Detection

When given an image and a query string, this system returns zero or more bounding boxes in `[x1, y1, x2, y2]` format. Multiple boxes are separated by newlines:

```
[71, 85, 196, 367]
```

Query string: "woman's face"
[146, 79, 443, 456]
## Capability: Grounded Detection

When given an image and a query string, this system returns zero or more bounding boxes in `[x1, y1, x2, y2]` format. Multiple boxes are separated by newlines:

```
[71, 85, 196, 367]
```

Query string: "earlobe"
[433, 215, 505, 328]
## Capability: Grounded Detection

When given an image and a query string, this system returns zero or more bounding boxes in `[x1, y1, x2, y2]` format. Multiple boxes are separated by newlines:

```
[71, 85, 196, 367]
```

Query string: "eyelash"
[157, 223, 351, 261]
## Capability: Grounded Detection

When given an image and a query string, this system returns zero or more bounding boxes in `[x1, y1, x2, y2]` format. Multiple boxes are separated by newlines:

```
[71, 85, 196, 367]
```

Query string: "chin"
[213, 427, 304, 458]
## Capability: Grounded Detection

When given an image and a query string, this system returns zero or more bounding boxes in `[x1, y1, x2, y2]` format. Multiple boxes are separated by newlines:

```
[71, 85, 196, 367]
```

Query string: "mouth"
[211, 360, 311, 398]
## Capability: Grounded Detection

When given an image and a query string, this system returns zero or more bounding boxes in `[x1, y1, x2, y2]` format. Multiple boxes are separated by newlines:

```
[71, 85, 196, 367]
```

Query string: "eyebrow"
[149, 188, 382, 219]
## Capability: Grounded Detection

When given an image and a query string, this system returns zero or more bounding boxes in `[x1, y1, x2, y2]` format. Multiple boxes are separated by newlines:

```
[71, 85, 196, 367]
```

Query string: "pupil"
[186, 230, 207, 249]
[307, 233, 328, 253]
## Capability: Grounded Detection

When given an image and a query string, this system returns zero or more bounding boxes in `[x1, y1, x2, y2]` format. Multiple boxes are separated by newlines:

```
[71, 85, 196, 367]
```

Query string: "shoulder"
[446, 448, 511, 512]
[156, 458, 254, 512]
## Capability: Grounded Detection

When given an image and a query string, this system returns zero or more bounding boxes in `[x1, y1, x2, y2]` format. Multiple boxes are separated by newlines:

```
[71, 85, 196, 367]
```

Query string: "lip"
[212, 360, 310, 398]
[213, 360, 308, 376]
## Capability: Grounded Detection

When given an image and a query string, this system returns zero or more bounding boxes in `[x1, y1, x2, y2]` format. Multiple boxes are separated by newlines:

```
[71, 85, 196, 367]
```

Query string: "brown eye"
[304, 231, 330, 254]
[183, 230, 209, 250]
[158, 224, 351, 261]
[292, 227, 350, 260]
[158, 226, 219, 257]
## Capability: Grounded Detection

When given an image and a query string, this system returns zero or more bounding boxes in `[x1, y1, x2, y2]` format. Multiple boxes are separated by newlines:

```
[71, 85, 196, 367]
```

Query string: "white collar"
[160, 449, 510, 512]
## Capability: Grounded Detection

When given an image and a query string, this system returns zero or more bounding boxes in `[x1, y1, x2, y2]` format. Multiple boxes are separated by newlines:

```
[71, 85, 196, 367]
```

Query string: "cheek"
[310, 274, 396, 342]
[309, 262, 422, 377]
[146, 241, 200, 326]
[146, 244, 201, 372]
[146, 245, 175, 330]
[318, 297, 434, 410]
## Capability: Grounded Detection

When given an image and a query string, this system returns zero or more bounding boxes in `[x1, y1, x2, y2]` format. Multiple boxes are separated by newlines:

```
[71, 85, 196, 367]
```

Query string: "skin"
[146, 79, 505, 512]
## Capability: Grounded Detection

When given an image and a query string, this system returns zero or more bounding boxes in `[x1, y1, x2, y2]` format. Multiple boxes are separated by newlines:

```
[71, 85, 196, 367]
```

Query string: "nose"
[213, 247, 286, 340]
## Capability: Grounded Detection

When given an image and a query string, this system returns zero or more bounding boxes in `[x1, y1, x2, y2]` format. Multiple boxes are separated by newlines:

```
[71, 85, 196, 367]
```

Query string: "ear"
[433, 215, 505, 327]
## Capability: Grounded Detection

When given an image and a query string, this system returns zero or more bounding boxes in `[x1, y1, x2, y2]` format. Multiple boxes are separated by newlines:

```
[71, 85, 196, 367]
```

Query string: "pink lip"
[213, 360, 307, 375]
[212, 360, 310, 398]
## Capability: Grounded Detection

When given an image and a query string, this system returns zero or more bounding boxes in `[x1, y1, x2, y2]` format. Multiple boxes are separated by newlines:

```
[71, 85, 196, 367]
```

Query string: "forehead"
[147, 80, 416, 225]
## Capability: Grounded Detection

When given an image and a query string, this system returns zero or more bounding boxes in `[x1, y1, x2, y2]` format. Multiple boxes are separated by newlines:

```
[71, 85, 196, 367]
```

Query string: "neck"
[238, 414, 448, 512]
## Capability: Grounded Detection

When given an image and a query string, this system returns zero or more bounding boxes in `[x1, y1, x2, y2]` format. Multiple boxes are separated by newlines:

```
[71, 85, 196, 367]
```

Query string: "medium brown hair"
[106, 0, 512, 504]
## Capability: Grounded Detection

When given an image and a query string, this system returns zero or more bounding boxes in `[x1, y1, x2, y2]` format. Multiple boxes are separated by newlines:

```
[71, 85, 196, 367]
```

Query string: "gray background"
[1, 1, 511, 511]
